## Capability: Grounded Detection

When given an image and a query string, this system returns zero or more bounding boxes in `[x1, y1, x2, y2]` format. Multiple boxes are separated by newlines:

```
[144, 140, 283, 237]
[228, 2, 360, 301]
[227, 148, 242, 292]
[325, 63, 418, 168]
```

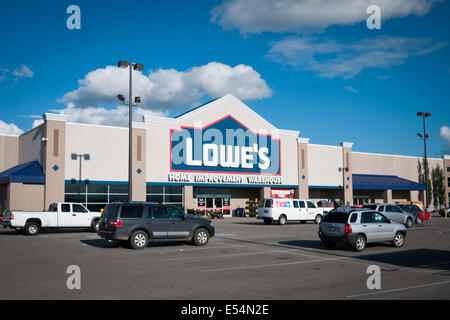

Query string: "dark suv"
[97, 202, 215, 250]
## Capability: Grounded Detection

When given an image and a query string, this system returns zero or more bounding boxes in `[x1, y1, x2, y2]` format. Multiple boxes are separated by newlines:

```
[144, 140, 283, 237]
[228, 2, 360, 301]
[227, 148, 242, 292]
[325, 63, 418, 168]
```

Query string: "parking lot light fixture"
[417, 112, 431, 211]
[117, 60, 144, 201]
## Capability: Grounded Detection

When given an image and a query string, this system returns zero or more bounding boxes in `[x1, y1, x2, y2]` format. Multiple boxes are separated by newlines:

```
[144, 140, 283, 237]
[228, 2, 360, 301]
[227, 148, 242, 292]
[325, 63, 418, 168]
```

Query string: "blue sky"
[0, 0, 449, 158]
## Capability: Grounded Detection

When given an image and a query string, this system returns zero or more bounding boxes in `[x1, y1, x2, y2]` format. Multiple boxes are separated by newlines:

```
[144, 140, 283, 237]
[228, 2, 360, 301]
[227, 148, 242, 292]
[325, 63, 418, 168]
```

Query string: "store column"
[131, 122, 147, 201]
[341, 142, 354, 206]
[295, 138, 309, 199]
[183, 186, 194, 209]
[43, 113, 68, 209]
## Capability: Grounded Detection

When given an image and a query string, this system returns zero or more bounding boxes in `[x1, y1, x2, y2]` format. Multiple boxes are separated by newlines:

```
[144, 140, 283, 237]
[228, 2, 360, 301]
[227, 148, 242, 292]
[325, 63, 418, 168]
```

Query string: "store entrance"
[196, 188, 231, 217]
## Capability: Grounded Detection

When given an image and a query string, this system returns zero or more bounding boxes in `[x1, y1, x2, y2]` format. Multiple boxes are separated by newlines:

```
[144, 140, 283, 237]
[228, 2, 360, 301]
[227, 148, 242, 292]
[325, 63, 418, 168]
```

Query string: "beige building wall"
[65, 123, 129, 182]
[131, 125, 147, 201]
[308, 144, 343, 187]
[296, 138, 309, 198]
[8, 183, 45, 211]
[0, 135, 19, 172]
[43, 114, 67, 208]
[352, 152, 443, 182]
[18, 125, 45, 166]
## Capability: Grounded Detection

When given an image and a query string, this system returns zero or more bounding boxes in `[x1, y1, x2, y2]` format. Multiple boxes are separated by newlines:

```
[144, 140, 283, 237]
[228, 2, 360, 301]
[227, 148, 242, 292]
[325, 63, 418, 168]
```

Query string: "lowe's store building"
[0, 94, 449, 214]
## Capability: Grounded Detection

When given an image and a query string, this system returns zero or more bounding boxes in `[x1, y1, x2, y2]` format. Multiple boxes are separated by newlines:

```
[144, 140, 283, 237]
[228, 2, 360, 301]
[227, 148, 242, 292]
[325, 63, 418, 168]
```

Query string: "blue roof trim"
[173, 98, 219, 119]
[352, 174, 426, 191]
[0, 161, 45, 184]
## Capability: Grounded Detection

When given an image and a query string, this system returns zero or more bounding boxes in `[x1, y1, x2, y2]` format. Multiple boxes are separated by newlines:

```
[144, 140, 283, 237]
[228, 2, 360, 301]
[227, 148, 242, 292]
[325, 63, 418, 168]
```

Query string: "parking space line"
[200, 256, 349, 272]
[157, 249, 322, 262]
[346, 280, 450, 298]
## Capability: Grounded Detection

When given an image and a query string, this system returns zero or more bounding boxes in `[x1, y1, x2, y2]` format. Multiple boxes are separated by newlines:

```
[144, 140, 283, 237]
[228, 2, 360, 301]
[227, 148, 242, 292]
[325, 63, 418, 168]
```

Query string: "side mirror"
[389, 219, 393, 224]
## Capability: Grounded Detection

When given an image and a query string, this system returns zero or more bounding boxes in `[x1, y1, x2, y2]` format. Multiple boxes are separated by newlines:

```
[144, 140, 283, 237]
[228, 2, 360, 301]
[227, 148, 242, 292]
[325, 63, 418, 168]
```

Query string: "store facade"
[1, 94, 449, 213]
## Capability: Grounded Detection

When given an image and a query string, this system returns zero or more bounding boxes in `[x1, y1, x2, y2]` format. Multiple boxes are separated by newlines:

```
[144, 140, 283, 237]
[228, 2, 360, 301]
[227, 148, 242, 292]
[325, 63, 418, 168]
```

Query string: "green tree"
[432, 166, 446, 210]
[418, 159, 432, 207]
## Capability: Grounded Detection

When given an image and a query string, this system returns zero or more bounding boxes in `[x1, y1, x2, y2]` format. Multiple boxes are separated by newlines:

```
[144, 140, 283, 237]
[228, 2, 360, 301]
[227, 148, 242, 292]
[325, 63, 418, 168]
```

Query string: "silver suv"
[318, 209, 407, 252]
[362, 204, 414, 228]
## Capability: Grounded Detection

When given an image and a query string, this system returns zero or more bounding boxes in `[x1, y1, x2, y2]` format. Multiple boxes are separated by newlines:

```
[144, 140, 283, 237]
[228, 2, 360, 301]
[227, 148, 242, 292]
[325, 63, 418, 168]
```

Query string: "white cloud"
[0, 120, 24, 136]
[60, 62, 272, 110]
[440, 126, 450, 153]
[266, 36, 444, 79]
[344, 86, 358, 94]
[212, 0, 443, 34]
[12, 65, 34, 79]
[46, 104, 168, 128]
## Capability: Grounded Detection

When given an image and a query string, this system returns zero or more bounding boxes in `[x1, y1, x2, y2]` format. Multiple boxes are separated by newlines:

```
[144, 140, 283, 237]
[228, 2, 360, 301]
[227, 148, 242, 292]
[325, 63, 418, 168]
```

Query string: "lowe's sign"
[171, 115, 281, 175]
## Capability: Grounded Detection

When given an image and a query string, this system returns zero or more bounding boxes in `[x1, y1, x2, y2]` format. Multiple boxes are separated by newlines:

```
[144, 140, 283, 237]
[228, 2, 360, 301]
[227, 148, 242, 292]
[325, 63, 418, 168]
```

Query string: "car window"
[322, 212, 350, 223]
[299, 201, 306, 208]
[307, 201, 316, 209]
[102, 204, 120, 219]
[73, 204, 88, 213]
[374, 212, 390, 223]
[120, 205, 143, 219]
[391, 206, 403, 213]
[151, 205, 167, 219]
[49, 203, 58, 212]
[167, 206, 184, 219]
[264, 200, 272, 208]
[362, 205, 377, 210]
[293, 201, 299, 208]
[61, 204, 71, 213]
[361, 212, 375, 223]
[378, 206, 384, 212]
[349, 213, 358, 223]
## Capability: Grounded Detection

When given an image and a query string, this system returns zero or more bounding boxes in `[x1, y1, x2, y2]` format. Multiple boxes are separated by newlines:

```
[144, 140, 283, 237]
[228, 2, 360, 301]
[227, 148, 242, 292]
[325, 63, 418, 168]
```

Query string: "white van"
[257, 198, 326, 225]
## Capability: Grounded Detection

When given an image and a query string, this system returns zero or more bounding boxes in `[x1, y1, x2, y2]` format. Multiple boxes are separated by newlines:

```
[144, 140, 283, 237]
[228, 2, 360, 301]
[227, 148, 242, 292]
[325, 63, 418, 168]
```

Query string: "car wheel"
[406, 218, 413, 228]
[91, 220, 100, 233]
[24, 222, 40, 236]
[129, 230, 149, 250]
[314, 215, 322, 224]
[278, 215, 287, 225]
[353, 235, 366, 252]
[322, 241, 335, 249]
[392, 232, 405, 248]
[263, 219, 272, 225]
[193, 228, 210, 246]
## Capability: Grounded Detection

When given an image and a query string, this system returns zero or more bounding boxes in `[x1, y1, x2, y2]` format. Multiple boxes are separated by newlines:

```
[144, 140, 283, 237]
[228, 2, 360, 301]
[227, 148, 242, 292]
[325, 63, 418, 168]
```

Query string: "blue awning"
[353, 174, 426, 191]
[0, 161, 45, 184]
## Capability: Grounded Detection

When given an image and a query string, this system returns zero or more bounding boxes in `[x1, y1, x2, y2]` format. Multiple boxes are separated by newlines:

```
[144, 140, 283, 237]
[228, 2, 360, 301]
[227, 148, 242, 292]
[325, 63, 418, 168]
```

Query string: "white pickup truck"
[1, 202, 101, 236]
[257, 198, 332, 225]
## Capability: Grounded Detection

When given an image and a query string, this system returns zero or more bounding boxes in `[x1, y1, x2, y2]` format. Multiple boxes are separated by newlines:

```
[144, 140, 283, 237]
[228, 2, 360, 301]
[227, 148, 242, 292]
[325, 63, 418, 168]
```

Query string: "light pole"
[417, 112, 431, 211]
[338, 166, 349, 207]
[117, 61, 143, 201]
[71, 153, 90, 184]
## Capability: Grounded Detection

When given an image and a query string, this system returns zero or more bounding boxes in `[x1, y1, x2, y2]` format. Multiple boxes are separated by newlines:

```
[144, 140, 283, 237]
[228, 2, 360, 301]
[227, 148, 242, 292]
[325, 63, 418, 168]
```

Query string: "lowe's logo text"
[171, 116, 281, 175]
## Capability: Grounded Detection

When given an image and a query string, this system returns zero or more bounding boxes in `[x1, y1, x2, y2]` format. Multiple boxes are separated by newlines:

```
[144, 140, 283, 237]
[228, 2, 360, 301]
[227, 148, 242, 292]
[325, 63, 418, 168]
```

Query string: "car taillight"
[109, 220, 122, 227]
[418, 212, 424, 219]
[344, 223, 352, 234]
[9, 213, 14, 220]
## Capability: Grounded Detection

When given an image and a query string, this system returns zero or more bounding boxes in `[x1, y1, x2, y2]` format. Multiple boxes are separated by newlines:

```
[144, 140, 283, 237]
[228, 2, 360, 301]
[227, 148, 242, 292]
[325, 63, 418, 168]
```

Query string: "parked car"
[318, 209, 407, 252]
[361, 204, 415, 228]
[397, 204, 425, 224]
[257, 198, 325, 225]
[97, 202, 215, 250]
[1, 202, 101, 236]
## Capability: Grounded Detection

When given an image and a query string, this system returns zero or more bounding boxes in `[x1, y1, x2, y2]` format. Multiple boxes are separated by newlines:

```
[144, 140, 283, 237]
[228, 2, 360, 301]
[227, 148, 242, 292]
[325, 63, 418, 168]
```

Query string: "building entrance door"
[196, 188, 231, 217]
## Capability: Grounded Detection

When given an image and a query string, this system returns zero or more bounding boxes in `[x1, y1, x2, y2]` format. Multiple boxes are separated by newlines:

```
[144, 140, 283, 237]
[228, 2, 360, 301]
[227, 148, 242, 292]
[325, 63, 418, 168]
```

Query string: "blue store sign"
[171, 115, 281, 175]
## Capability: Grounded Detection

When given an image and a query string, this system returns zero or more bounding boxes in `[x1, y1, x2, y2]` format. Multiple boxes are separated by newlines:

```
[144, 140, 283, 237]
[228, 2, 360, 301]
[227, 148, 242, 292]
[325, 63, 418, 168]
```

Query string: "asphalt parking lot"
[0, 216, 449, 300]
